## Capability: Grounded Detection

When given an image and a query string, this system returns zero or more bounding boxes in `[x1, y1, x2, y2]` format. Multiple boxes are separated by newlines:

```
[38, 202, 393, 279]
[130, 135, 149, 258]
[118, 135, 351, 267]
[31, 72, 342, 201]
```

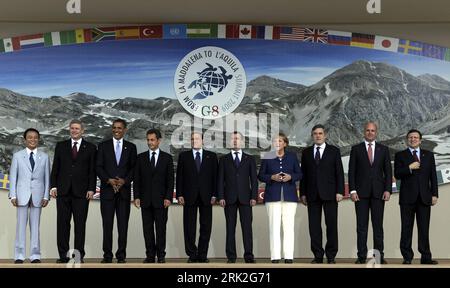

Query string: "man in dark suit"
[300, 124, 344, 264]
[134, 128, 174, 264]
[50, 119, 97, 263]
[394, 129, 438, 265]
[96, 119, 137, 263]
[348, 121, 392, 264]
[176, 132, 218, 263]
[217, 131, 258, 264]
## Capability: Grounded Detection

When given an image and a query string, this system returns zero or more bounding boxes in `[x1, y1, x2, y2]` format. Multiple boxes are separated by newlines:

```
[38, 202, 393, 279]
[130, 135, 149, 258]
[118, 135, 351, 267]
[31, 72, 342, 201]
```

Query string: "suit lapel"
[153, 151, 163, 172]
[373, 144, 382, 166]
[360, 142, 372, 166]
[21, 149, 32, 172]
[320, 145, 329, 163]
[34, 150, 43, 170]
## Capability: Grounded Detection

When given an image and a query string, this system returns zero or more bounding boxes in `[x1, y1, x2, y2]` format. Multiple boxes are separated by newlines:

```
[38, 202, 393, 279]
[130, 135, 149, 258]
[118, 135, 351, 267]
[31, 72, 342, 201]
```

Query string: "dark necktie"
[150, 151, 156, 168]
[195, 151, 201, 172]
[30, 151, 35, 171]
[315, 147, 320, 165]
[413, 150, 420, 162]
[72, 141, 78, 160]
[234, 152, 240, 168]
[367, 143, 373, 165]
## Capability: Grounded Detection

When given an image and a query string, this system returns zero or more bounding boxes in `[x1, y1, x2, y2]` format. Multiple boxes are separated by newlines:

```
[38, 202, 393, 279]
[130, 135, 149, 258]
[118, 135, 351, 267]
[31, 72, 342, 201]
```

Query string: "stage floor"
[0, 258, 449, 268]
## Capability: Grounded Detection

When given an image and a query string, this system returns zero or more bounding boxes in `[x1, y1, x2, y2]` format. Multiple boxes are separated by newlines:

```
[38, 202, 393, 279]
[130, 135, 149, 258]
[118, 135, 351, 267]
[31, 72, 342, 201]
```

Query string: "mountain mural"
[1, 60, 450, 173]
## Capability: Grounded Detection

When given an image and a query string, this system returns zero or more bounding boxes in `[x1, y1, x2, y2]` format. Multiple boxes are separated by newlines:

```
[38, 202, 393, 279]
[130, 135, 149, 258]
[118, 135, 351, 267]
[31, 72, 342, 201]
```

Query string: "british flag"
[301, 28, 328, 43]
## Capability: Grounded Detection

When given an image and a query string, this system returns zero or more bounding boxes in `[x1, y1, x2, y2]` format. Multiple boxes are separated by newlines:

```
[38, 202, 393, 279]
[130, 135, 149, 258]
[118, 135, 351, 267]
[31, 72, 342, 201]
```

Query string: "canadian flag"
[374, 35, 399, 52]
[239, 25, 252, 39]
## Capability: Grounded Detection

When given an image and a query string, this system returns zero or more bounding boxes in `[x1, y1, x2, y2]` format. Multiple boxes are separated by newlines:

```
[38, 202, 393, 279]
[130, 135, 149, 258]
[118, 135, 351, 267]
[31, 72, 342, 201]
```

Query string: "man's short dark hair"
[407, 129, 422, 139]
[311, 124, 326, 134]
[113, 118, 127, 128]
[23, 128, 40, 139]
[69, 119, 84, 128]
[147, 128, 162, 139]
[232, 131, 244, 138]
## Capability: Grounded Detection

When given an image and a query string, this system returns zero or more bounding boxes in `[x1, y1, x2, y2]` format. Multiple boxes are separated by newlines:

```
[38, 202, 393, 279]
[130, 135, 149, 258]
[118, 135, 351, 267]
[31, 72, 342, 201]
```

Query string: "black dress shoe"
[14, 259, 24, 264]
[117, 259, 126, 263]
[157, 258, 166, 263]
[245, 259, 256, 263]
[421, 259, 438, 265]
[31, 259, 41, 264]
[284, 259, 293, 264]
[227, 259, 236, 263]
[143, 258, 155, 263]
[271, 259, 280, 263]
[311, 258, 323, 264]
[187, 258, 197, 263]
[198, 258, 210, 263]
[355, 258, 367, 264]
[402, 259, 412, 264]
[380, 259, 388, 264]
[327, 259, 336, 264]
[56, 258, 70, 263]
[101, 258, 112, 263]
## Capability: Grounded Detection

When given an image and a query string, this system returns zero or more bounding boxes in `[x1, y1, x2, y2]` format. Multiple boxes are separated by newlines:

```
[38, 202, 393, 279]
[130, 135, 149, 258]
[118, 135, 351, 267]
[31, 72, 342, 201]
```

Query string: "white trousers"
[266, 201, 297, 260]
[15, 204, 42, 261]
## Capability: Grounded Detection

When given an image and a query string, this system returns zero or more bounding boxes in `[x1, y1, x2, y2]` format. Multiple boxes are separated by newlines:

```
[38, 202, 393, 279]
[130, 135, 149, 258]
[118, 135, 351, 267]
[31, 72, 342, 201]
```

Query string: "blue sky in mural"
[0, 39, 449, 99]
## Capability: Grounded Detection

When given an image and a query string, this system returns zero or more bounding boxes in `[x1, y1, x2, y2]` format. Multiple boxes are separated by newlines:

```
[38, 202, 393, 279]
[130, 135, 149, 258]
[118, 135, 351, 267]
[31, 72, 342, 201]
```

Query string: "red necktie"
[413, 150, 420, 162]
[72, 142, 78, 160]
[367, 143, 373, 165]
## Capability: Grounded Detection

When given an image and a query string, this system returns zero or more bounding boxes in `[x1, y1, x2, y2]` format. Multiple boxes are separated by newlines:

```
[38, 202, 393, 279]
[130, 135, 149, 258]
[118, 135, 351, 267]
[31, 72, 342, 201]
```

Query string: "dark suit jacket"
[134, 150, 174, 208]
[394, 148, 438, 206]
[300, 144, 345, 201]
[96, 139, 137, 200]
[348, 142, 392, 199]
[217, 152, 258, 205]
[258, 151, 302, 202]
[50, 139, 97, 198]
[176, 150, 218, 206]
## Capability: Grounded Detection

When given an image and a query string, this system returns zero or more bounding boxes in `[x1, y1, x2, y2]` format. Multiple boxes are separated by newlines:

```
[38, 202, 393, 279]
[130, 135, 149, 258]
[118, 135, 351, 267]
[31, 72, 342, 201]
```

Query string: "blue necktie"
[195, 151, 201, 172]
[315, 147, 320, 165]
[234, 152, 240, 168]
[30, 151, 35, 171]
[115, 140, 121, 165]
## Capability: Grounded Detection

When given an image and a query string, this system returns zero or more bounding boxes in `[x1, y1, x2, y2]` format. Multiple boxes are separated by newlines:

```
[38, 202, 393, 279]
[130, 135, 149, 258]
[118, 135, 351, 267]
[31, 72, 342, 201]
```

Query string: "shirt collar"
[150, 148, 160, 155]
[71, 138, 82, 146]
[26, 147, 37, 155]
[113, 138, 123, 145]
[231, 149, 242, 155]
[364, 140, 376, 146]
[314, 143, 326, 150]
[193, 148, 203, 156]
[409, 147, 420, 154]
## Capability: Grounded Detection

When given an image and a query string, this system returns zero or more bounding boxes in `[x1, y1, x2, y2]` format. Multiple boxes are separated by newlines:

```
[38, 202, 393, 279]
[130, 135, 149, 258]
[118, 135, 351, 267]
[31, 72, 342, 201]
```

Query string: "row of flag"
[0, 24, 449, 61]
[2, 168, 450, 196]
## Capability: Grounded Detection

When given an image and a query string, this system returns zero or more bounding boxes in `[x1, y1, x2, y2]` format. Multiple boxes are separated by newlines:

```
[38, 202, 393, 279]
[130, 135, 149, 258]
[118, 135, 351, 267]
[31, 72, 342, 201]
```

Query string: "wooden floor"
[0, 258, 449, 268]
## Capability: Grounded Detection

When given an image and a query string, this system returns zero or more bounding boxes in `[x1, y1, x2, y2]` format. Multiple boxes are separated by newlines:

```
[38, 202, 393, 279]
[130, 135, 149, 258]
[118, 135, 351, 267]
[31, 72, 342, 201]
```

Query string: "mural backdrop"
[1, 24, 450, 194]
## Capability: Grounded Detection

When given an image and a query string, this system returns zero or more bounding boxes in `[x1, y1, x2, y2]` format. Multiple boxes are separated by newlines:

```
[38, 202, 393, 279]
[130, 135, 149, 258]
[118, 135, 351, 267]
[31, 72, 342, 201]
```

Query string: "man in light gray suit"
[8, 128, 50, 264]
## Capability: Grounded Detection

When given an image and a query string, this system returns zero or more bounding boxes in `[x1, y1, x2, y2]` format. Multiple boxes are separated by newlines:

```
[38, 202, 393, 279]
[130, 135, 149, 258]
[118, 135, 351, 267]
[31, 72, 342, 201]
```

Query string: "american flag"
[279, 26, 304, 40]
[301, 28, 328, 43]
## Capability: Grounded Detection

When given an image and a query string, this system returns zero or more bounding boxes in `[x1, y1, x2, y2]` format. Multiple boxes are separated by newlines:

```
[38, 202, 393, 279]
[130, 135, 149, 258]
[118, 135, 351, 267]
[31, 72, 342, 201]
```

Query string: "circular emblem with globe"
[174, 46, 246, 119]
